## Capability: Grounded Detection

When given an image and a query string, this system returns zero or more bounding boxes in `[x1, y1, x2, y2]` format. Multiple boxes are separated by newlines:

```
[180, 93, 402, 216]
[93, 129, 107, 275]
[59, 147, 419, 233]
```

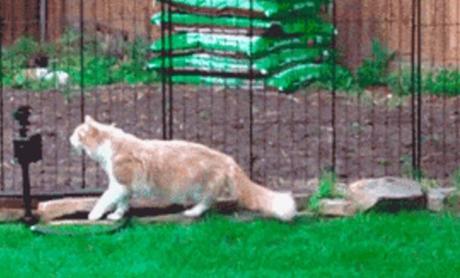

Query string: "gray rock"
[319, 199, 356, 217]
[427, 187, 457, 212]
[436, 187, 457, 197]
[38, 197, 98, 222]
[348, 177, 423, 211]
[37, 197, 179, 222]
[335, 183, 348, 198]
[306, 178, 320, 191]
[306, 178, 348, 197]
[427, 190, 445, 212]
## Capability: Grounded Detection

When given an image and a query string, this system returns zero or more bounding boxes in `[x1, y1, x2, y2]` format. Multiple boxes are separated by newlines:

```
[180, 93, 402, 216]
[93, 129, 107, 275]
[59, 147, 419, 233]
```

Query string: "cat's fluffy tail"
[232, 168, 297, 221]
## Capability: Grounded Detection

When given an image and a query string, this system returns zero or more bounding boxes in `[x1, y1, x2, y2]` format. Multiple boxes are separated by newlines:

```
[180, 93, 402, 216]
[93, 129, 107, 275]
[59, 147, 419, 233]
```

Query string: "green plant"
[2, 37, 50, 88]
[356, 39, 396, 88]
[420, 178, 439, 192]
[2, 33, 158, 92]
[450, 168, 460, 192]
[57, 27, 82, 52]
[388, 68, 460, 97]
[327, 66, 359, 92]
[308, 170, 341, 211]
[400, 154, 423, 180]
[387, 69, 412, 96]
[424, 69, 460, 96]
[312, 40, 398, 94]
[311, 49, 362, 94]
[111, 37, 158, 85]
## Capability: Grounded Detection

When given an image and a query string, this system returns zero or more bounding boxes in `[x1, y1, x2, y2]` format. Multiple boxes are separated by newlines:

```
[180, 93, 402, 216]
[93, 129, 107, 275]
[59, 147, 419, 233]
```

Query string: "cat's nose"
[69, 134, 78, 147]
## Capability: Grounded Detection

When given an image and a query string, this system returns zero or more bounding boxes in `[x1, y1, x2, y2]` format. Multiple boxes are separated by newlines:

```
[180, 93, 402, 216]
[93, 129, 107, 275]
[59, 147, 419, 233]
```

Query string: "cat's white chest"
[96, 141, 117, 187]
[95, 141, 116, 182]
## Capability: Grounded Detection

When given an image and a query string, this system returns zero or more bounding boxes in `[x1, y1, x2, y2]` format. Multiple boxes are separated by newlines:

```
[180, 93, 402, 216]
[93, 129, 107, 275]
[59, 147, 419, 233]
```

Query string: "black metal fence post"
[0, 16, 4, 191]
[160, 0, 167, 140]
[416, 0, 422, 179]
[20, 163, 32, 220]
[248, 0, 255, 179]
[167, 0, 174, 140]
[331, 0, 337, 173]
[79, 0, 86, 188]
[410, 0, 422, 180]
[410, 0, 417, 180]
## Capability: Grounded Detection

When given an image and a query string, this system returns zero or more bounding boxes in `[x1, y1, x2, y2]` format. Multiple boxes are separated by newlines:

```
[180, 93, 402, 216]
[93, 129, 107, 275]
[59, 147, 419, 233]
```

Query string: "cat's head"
[69, 115, 108, 156]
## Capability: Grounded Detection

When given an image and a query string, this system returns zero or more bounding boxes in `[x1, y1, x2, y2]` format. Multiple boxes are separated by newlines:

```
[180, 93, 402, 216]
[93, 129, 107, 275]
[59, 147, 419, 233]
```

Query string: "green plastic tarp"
[161, 64, 332, 92]
[267, 63, 330, 91]
[151, 11, 335, 35]
[150, 32, 332, 57]
[159, 0, 329, 18]
[148, 48, 329, 75]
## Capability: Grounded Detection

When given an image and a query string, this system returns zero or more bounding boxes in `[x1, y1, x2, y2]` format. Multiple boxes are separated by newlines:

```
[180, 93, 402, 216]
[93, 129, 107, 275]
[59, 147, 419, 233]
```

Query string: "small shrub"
[388, 68, 460, 97]
[5, 37, 39, 68]
[451, 168, 460, 192]
[356, 39, 396, 88]
[322, 66, 359, 92]
[424, 69, 460, 96]
[420, 178, 439, 192]
[400, 155, 413, 178]
[2, 33, 157, 92]
[308, 170, 341, 211]
[57, 27, 82, 52]
[387, 69, 412, 97]
[400, 154, 424, 180]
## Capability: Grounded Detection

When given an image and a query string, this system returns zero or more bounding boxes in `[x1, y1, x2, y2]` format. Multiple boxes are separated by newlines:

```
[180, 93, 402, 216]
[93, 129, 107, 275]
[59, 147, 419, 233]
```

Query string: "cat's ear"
[85, 115, 95, 125]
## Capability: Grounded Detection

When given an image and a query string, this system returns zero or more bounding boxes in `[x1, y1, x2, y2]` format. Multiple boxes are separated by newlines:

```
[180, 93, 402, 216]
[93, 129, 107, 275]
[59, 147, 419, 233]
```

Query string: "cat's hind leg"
[183, 198, 212, 218]
[183, 173, 228, 218]
[183, 174, 224, 218]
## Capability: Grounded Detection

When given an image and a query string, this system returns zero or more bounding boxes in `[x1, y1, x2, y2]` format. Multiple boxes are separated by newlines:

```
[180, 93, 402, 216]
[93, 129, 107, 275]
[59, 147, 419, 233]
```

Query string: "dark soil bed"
[1, 84, 459, 195]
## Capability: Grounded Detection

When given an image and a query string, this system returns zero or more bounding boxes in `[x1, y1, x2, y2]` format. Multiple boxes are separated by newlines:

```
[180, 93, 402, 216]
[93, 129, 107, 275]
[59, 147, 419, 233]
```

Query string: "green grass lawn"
[1, 212, 460, 277]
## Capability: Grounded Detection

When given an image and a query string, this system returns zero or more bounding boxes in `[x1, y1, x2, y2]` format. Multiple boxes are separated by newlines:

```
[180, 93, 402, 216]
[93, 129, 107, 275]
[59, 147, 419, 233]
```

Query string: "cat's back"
[145, 139, 225, 158]
[111, 133, 233, 168]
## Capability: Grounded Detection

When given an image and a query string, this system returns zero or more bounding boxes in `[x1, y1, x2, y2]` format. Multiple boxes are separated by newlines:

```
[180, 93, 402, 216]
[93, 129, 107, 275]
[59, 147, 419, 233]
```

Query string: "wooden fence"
[1, 0, 459, 67]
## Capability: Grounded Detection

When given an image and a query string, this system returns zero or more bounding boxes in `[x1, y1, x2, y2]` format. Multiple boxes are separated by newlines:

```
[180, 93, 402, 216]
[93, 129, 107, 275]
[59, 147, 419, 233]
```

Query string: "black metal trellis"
[0, 0, 457, 198]
[158, 0, 258, 178]
[159, 0, 174, 141]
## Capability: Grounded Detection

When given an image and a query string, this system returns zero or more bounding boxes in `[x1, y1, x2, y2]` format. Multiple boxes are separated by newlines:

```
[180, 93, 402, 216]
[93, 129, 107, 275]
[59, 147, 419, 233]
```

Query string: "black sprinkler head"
[13, 105, 32, 127]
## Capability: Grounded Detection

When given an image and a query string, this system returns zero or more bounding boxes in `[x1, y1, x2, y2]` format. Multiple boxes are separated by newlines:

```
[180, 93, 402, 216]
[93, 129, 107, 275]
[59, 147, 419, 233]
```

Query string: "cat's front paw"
[88, 211, 102, 221]
[183, 209, 201, 218]
[107, 212, 124, 221]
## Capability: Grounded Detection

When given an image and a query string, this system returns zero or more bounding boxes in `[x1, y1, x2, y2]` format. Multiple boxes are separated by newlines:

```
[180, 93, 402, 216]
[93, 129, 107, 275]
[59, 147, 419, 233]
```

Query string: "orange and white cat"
[70, 116, 297, 221]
